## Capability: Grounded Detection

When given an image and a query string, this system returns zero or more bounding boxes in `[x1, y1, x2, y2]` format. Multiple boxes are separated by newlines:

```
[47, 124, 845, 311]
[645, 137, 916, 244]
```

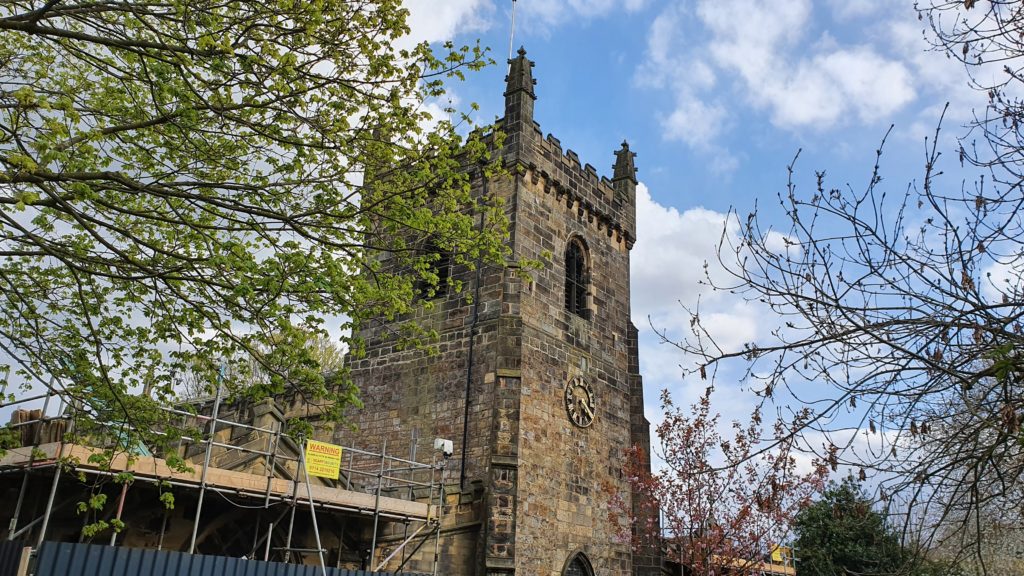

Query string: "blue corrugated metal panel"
[35, 542, 428, 576]
[0, 540, 27, 576]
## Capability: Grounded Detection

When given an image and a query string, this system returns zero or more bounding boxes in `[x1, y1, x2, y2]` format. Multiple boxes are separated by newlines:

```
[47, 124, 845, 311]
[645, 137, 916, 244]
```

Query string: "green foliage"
[76, 493, 108, 515]
[0, 1, 507, 457]
[80, 520, 111, 539]
[164, 453, 192, 475]
[0, 426, 19, 456]
[159, 491, 175, 510]
[794, 479, 953, 576]
[286, 418, 314, 440]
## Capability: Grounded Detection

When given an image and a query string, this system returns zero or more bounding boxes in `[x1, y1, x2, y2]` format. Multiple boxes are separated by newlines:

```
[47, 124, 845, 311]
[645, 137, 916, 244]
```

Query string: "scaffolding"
[0, 388, 447, 575]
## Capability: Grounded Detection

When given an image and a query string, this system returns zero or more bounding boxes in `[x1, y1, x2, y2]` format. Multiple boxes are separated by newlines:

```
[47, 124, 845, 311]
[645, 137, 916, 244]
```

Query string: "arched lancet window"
[563, 551, 595, 576]
[564, 238, 589, 318]
[415, 240, 451, 299]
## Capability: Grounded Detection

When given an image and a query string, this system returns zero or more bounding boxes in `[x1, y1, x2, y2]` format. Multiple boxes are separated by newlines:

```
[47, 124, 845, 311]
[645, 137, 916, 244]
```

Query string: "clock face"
[564, 376, 595, 428]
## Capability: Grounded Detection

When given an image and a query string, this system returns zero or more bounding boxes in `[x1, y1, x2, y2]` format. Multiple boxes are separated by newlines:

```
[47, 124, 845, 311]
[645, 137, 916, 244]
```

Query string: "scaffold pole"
[36, 458, 61, 547]
[369, 438, 386, 570]
[298, 439, 327, 576]
[188, 364, 224, 554]
[8, 386, 53, 540]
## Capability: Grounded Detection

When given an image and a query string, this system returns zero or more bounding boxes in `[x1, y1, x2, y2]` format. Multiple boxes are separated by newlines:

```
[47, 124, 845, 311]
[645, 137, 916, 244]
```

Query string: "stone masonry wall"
[506, 156, 636, 575]
[335, 166, 522, 574]
[338, 48, 654, 576]
[336, 255, 504, 475]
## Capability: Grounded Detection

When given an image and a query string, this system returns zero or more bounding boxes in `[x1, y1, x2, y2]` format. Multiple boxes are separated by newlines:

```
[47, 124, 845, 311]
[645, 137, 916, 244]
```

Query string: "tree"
[174, 330, 347, 400]
[618, 387, 827, 576]
[666, 0, 1024, 563]
[0, 1, 507, 451]
[928, 499, 1024, 576]
[921, 0, 1024, 185]
[795, 478, 933, 576]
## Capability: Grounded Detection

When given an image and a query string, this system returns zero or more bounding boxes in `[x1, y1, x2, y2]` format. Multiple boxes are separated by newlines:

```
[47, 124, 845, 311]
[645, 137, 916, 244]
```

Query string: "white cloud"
[663, 98, 728, 147]
[637, 0, 919, 148]
[636, 5, 696, 88]
[404, 0, 493, 44]
[767, 48, 915, 127]
[697, 0, 811, 59]
[418, 96, 461, 133]
[631, 183, 833, 469]
[827, 0, 885, 20]
[982, 258, 1024, 304]
[886, 18, 978, 129]
[699, 0, 915, 130]
[630, 183, 780, 387]
[630, 184, 735, 324]
[402, 0, 647, 51]
[635, 5, 735, 162]
[762, 230, 800, 256]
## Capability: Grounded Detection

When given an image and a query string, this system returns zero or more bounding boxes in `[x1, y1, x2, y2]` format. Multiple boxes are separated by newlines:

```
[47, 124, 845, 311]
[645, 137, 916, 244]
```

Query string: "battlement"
[528, 126, 616, 198]
[521, 167, 632, 251]
[498, 47, 637, 250]
[495, 121, 632, 248]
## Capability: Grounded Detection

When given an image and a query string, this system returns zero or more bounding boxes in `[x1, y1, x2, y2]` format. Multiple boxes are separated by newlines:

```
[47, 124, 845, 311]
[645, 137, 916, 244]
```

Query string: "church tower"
[339, 48, 658, 576]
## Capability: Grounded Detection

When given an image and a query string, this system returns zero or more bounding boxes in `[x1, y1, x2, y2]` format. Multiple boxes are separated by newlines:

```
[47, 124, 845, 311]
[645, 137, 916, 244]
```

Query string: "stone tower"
[338, 48, 658, 576]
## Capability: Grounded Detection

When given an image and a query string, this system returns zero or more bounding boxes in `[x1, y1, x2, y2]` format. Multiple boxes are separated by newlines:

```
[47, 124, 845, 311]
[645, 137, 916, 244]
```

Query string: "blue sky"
[406, 0, 983, 454]
[0, 1, 986, 475]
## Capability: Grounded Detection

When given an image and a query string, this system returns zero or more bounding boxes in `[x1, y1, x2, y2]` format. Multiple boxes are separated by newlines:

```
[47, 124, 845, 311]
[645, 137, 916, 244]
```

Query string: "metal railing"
[0, 388, 447, 576]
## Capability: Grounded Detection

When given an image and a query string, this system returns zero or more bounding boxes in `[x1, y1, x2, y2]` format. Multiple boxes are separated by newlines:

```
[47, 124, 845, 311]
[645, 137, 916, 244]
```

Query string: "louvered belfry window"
[564, 239, 588, 318]
[415, 240, 450, 299]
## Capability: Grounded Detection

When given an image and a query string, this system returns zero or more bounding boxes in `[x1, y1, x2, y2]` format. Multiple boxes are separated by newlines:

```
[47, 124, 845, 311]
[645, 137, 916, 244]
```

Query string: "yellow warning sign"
[305, 439, 342, 480]
[770, 545, 792, 564]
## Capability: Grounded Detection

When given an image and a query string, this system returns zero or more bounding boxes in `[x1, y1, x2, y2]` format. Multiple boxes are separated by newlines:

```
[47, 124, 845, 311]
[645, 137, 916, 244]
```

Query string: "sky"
[403, 0, 985, 463]
[0, 1, 989, 477]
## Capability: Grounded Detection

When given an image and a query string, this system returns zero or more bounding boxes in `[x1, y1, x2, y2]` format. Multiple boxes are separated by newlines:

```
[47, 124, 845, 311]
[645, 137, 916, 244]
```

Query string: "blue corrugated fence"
[34, 542, 427, 576]
[0, 540, 29, 576]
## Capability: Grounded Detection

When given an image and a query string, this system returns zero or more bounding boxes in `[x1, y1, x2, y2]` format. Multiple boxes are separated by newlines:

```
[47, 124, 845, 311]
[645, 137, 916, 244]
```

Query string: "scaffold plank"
[0, 443, 434, 521]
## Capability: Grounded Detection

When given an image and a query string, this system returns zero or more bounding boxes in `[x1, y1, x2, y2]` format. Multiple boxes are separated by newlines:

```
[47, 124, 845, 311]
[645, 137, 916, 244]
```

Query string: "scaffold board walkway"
[0, 442, 435, 522]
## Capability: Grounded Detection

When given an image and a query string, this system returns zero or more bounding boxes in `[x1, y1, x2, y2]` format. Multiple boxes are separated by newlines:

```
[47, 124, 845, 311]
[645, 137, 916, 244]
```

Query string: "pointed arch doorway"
[563, 551, 595, 576]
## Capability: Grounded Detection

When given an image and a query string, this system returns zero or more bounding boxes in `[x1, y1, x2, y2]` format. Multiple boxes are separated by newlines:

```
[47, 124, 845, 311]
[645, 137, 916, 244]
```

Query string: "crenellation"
[514, 161, 629, 249]
[564, 149, 581, 170]
[546, 134, 561, 152]
[505, 121, 635, 251]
